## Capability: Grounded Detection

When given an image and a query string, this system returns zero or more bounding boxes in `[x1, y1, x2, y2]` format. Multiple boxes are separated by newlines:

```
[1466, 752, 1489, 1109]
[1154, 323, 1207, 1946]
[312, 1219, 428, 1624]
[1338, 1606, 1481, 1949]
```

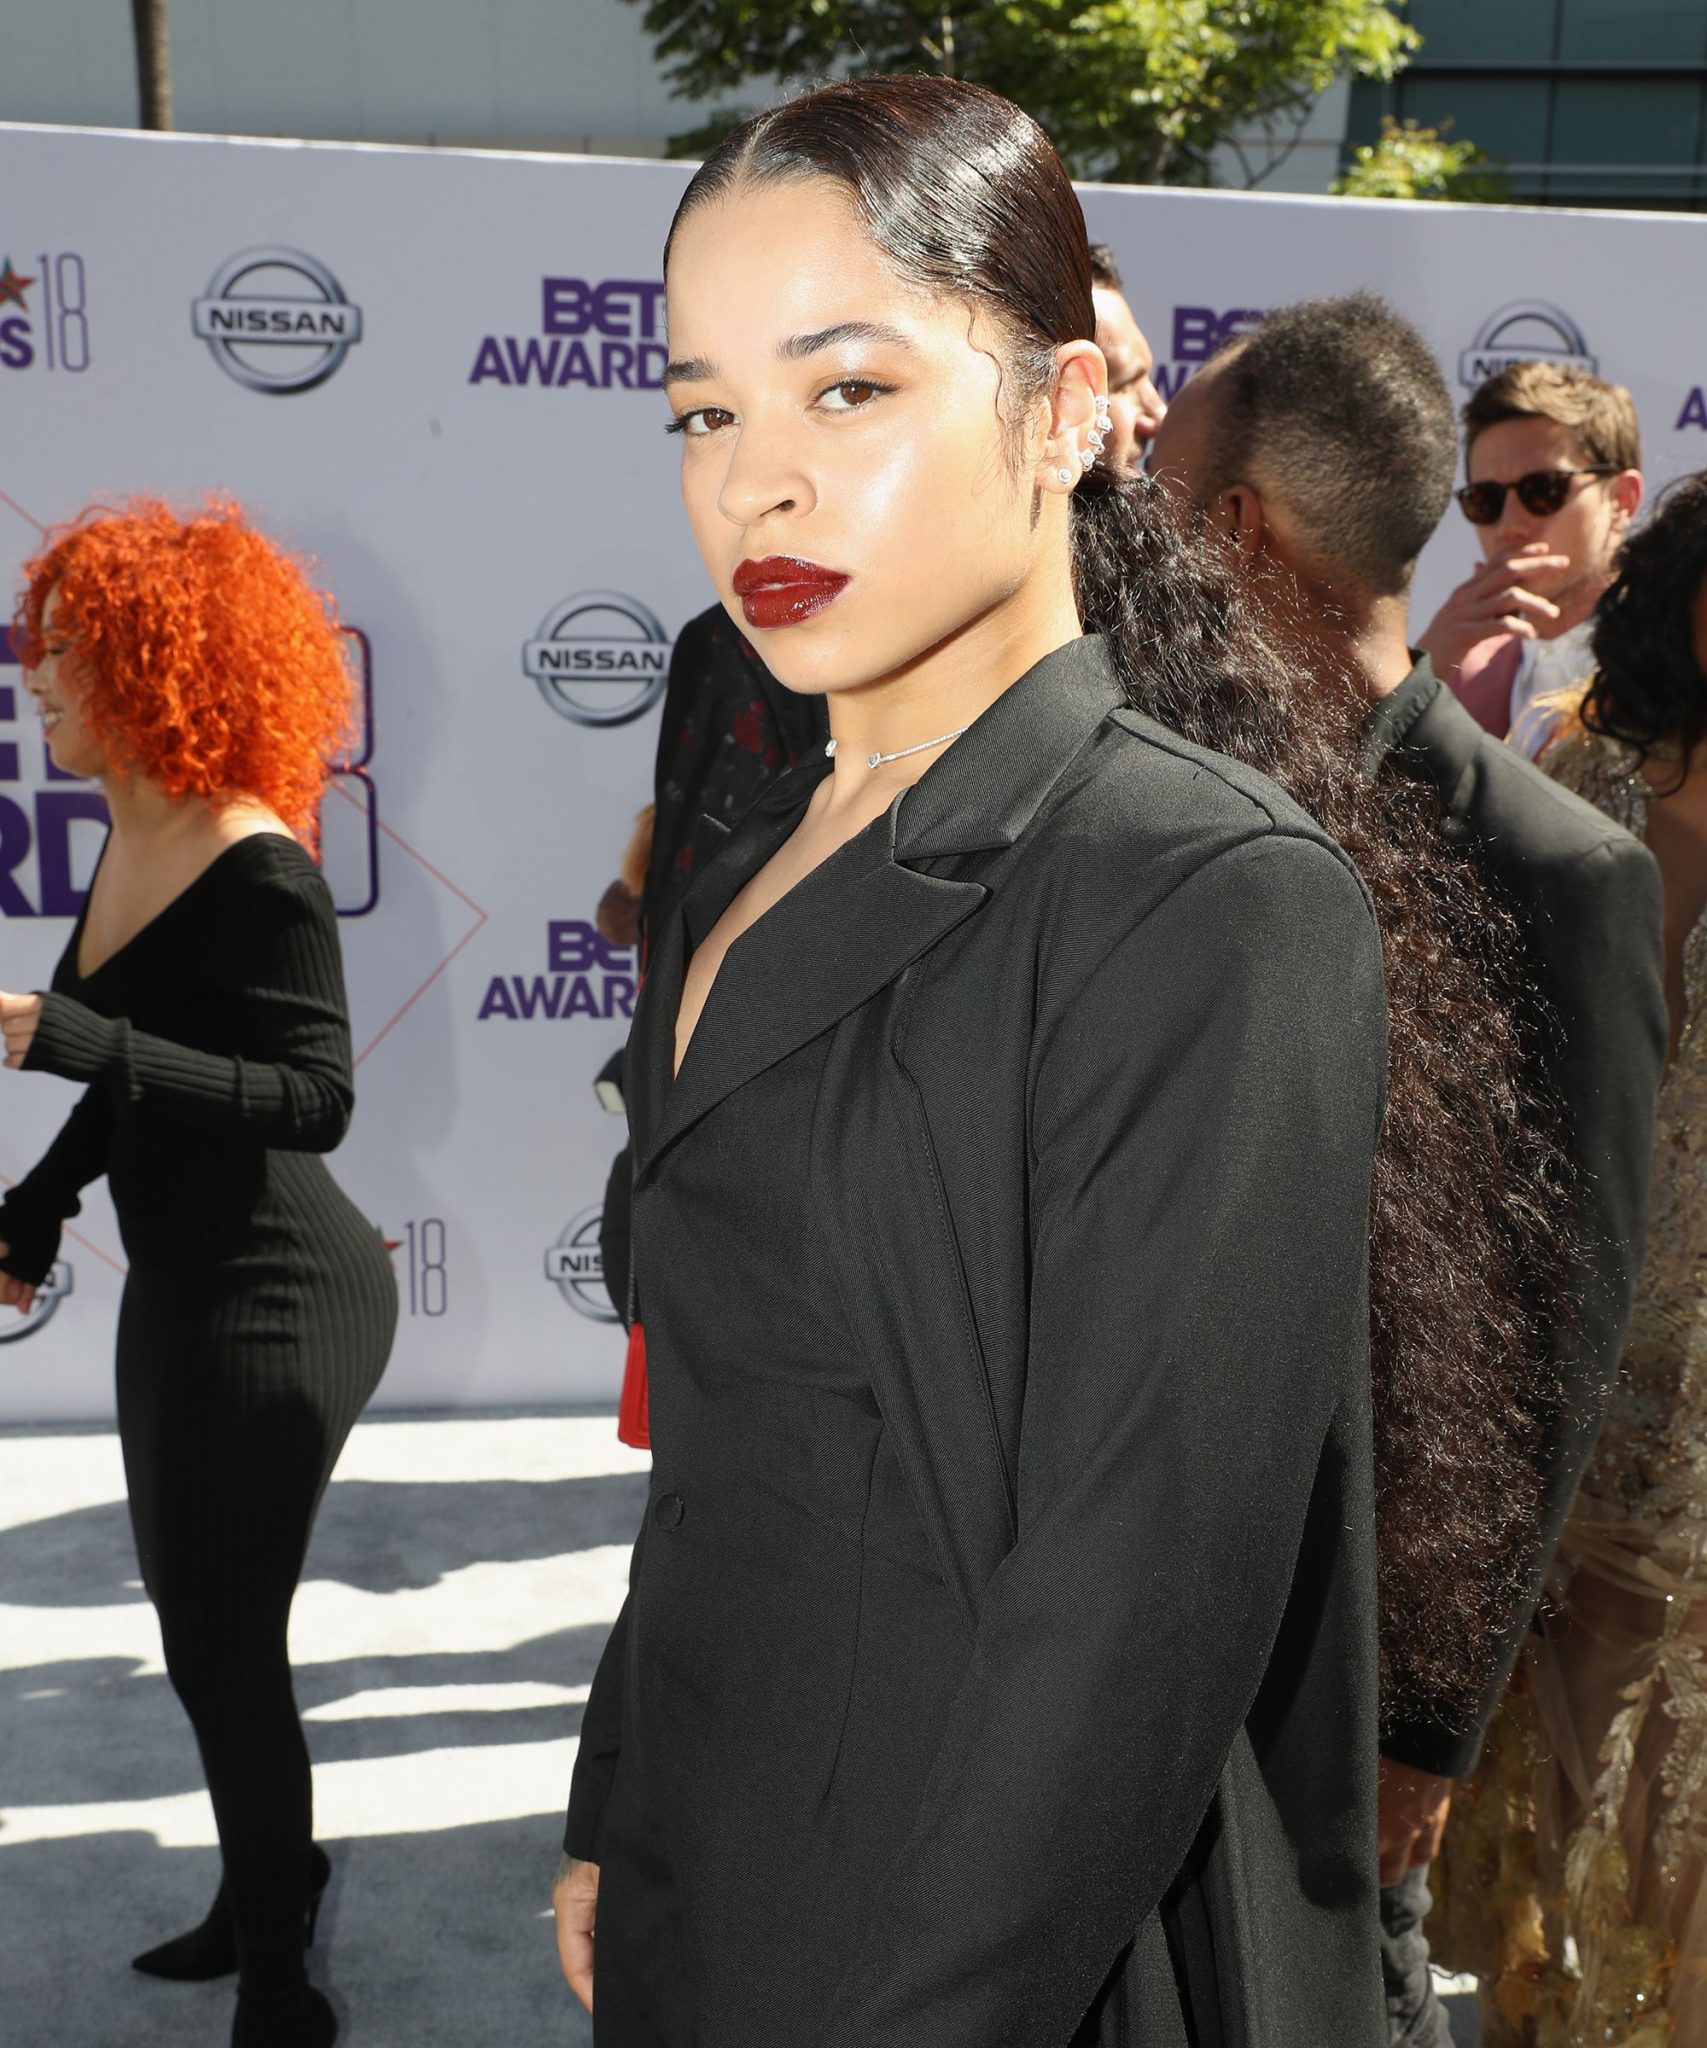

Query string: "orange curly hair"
[13, 496, 358, 841]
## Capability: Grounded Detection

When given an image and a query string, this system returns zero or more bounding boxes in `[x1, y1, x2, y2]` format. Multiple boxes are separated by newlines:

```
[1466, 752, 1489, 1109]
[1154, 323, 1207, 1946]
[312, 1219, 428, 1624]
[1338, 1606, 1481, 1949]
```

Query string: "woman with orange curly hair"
[0, 498, 396, 2048]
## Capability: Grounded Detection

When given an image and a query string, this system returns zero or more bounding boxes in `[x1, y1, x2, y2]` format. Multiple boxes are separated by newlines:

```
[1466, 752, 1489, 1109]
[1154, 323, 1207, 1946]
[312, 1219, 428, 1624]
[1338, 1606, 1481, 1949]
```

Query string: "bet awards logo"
[192, 248, 364, 394]
[525, 593, 672, 727]
[470, 276, 665, 390]
[1154, 305, 1268, 403]
[0, 1261, 74, 1344]
[1459, 302, 1597, 388]
[545, 1208, 618, 1322]
[477, 919, 636, 1022]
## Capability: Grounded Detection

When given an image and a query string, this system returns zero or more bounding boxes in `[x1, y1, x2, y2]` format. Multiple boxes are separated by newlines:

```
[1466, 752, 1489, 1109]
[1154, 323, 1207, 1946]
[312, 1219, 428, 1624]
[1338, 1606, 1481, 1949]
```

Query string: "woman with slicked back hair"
[550, 75, 1407, 2046]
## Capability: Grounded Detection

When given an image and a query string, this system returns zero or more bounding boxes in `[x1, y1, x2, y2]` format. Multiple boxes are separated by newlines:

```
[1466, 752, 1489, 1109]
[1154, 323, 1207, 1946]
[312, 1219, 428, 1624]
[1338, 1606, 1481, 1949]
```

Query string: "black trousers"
[118, 1259, 393, 1955]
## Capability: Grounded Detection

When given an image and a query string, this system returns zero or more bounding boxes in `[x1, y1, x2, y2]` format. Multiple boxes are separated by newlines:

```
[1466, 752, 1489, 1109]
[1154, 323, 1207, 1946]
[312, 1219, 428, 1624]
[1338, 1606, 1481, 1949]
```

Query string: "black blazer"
[570, 636, 1390, 2046]
[1368, 657, 1666, 1779]
[600, 606, 829, 1319]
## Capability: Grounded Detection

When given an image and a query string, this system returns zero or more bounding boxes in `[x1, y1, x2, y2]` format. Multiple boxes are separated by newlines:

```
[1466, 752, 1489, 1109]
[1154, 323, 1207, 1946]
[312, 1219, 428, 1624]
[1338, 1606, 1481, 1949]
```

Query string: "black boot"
[231, 1978, 337, 2047]
[133, 1845, 331, 1981]
[231, 1936, 338, 2048]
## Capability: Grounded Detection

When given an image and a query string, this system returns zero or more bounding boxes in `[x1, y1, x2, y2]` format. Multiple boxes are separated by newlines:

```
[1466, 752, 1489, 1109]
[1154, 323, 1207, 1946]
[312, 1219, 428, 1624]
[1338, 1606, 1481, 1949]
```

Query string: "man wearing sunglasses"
[1148, 292, 1664, 2048]
[1418, 361, 1643, 757]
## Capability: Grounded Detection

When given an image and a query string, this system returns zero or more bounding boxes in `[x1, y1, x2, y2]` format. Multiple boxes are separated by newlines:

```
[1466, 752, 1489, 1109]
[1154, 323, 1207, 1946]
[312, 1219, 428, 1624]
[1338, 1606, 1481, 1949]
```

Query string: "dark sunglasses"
[1455, 466, 1618, 526]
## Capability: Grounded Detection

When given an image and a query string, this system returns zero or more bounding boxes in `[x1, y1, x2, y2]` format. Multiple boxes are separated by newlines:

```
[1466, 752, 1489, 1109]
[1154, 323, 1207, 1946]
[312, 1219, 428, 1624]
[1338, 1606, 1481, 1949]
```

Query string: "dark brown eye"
[820, 378, 891, 412]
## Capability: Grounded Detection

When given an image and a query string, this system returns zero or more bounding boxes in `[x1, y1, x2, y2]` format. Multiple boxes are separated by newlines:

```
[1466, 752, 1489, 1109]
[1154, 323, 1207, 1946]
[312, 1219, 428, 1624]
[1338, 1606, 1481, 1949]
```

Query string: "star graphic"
[0, 260, 34, 311]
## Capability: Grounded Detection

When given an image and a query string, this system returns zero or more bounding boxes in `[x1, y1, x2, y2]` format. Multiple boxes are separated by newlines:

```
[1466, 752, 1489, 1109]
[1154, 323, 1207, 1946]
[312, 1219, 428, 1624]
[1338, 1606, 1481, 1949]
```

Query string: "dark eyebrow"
[778, 320, 917, 360]
[663, 320, 917, 386]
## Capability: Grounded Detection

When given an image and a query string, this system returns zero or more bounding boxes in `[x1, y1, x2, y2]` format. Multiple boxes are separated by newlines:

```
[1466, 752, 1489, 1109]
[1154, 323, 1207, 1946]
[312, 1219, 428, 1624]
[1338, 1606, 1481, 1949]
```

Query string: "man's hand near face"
[1417, 543, 1571, 678]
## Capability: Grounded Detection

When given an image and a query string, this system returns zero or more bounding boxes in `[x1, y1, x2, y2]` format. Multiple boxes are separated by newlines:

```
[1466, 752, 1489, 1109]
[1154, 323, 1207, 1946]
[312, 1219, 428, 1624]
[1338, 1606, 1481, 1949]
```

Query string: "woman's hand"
[0, 1250, 37, 1317]
[0, 992, 43, 1070]
[552, 1852, 599, 2013]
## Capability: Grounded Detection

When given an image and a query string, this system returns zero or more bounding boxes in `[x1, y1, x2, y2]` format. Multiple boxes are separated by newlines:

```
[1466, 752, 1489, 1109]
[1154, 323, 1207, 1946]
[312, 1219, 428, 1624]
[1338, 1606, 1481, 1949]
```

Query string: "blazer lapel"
[636, 793, 987, 1179]
[633, 633, 1126, 1183]
[627, 771, 816, 1173]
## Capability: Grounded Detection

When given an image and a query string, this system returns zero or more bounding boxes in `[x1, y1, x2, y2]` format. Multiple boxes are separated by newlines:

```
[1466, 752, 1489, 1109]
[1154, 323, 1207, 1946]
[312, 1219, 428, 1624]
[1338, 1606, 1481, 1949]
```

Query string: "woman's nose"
[717, 437, 810, 527]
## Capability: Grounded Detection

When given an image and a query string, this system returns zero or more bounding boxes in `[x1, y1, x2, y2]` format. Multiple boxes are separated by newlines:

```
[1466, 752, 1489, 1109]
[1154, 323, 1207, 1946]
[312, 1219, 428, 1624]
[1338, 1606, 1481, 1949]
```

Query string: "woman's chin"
[46, 739, 99, 781]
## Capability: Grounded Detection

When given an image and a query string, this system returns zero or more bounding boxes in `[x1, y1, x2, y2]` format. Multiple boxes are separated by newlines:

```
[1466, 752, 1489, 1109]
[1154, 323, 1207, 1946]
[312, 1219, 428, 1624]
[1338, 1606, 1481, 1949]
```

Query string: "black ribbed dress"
[0, 831, 397, 1956]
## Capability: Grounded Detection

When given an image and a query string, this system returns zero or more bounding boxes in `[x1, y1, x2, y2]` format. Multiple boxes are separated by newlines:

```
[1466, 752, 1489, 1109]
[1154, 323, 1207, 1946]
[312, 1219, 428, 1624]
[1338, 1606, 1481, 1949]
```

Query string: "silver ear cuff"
[1060, 397, 1112, 485]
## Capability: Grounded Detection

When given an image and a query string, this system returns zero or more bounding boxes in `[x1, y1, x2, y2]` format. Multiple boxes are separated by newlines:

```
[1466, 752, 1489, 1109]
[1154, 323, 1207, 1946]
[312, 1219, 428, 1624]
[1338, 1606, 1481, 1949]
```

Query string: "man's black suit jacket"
[1368, 656, 1666, 1778]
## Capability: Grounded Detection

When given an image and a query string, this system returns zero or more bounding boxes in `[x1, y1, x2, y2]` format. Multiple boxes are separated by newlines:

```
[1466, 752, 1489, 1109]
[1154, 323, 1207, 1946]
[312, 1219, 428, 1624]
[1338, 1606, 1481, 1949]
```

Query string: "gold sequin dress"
[1434, 729, 1707, 2046]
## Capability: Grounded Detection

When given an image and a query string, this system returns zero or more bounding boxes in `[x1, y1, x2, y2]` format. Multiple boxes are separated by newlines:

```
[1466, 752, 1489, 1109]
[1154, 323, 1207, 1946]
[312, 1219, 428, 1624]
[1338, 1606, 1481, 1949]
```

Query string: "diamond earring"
[1055, 466, 1075, 484]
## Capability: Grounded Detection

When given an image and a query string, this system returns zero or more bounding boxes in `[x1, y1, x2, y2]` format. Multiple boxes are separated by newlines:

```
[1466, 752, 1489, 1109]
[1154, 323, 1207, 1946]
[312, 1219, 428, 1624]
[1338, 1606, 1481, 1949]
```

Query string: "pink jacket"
[1450, 634, 1525, 739]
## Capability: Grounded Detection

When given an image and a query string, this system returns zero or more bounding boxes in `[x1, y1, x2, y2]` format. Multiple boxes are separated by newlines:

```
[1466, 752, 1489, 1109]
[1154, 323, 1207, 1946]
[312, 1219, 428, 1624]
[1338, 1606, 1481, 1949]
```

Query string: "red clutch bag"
[617, 1319, 651, 1449]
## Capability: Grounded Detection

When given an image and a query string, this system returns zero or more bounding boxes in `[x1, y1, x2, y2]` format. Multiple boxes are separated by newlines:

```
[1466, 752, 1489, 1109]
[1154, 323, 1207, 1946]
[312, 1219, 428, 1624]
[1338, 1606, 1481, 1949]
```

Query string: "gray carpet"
[0, 1413, 645, 2046]
[0, 1411, 1482, 2045]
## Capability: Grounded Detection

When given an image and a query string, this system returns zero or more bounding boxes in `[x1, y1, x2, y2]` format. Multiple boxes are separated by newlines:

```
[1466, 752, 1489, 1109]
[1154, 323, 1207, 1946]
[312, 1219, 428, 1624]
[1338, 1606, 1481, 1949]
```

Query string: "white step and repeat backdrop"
[2, 122, 1705, 1422]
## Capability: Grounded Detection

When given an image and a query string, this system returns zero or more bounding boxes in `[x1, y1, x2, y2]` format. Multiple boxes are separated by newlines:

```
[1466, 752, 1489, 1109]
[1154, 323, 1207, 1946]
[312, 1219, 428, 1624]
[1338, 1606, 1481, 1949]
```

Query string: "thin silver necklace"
[825, 726, 968, 771]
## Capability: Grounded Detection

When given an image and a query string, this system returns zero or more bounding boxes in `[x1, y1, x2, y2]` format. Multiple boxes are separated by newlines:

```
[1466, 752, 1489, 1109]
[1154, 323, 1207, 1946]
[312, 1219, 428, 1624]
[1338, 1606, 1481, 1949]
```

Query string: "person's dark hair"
[1199, 293, 1457, 598]
[666, 72, 1563, 1732]
[1087, 242, 1123, 293]
[1582, 469, 1707, 783]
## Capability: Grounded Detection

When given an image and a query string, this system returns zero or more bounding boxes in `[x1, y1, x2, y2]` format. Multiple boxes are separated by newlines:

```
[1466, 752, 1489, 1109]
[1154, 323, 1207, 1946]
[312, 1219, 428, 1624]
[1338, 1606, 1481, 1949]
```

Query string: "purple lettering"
[602, 341, 636, 388]
[503, 336, 563, 385]
[548, 921, 595, 972]
[590, 280, 666, 340]
[602, 975, 636, 1020]
[547, 920, 631, 973]
[35, 791, 108, 916]
[564, 976, 599, 1019]
[542, 277, 592, 336]
[1170, 306, 1266, 365]
[1171, 307, 1220, 363]
[468, 336, 511, 386]
[556, 341, 596, 388]
[511, 974, 566, 1020]
[0, 318, 33, 371]
[1217, 309, 1267, 348]
[0, 796, 32, 914]
[1677, 386, 1707, 432]
[477, 976, 518, 1020]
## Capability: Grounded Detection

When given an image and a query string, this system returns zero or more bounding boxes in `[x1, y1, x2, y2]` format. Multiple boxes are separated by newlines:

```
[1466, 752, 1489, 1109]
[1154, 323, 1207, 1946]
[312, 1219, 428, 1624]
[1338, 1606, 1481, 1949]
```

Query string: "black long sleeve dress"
[0, 831, 397, 1959]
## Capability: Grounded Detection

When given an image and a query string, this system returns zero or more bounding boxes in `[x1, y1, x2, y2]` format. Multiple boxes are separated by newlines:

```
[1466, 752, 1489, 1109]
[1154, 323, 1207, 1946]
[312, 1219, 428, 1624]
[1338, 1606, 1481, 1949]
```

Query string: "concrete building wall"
[3, 1, 1366, 185]
[0, 0, 755, 156]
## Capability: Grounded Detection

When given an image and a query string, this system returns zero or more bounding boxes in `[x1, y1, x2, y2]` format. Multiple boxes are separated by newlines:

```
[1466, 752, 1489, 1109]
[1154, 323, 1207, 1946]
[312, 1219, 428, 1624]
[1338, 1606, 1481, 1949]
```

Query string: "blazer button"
[654, 1492, 685, 1532]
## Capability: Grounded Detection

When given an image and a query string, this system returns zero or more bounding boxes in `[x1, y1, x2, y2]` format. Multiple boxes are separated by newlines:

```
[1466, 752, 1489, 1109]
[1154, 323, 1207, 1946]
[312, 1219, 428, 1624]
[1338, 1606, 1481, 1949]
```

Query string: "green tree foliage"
[634, 0, 1420, 185]
[1333, 116, 1508, 202]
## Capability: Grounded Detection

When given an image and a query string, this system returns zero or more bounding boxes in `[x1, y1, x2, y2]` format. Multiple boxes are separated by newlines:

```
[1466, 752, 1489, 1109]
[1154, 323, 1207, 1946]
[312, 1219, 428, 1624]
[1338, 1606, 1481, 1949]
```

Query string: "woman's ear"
[1038, 339, 1109, 496]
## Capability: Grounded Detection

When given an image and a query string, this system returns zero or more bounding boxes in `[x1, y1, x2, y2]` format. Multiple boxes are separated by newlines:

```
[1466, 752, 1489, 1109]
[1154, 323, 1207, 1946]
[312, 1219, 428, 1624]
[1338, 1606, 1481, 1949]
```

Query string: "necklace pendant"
[824, 738, 837, 758]
[867, 751, 883, 770]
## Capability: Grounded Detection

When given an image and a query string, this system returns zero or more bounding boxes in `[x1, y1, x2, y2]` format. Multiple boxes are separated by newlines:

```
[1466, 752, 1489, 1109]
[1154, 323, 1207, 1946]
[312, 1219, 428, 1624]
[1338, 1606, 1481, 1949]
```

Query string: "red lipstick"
[732, 555, 850, 631]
